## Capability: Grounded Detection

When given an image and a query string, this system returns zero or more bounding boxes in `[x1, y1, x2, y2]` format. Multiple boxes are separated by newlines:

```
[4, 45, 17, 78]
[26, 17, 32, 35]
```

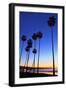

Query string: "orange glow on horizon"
[20, 63, 58, 69]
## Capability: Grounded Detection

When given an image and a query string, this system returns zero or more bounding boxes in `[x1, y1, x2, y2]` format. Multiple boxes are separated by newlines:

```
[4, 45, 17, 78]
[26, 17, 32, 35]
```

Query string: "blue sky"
[19, 12, 58, 67]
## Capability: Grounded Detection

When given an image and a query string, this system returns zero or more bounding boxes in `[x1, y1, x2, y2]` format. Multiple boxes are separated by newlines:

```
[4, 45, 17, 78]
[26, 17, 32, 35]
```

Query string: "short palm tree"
[19, 35, 26, 64]
[48, 16, 56, 75]
[37, 32, 43, 73]
[32, 49, 37, 73]
[25, 46, 30, 72]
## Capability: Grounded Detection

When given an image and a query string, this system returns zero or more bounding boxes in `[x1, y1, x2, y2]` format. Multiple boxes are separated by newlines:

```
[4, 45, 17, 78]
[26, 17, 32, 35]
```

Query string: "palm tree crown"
[25, 46, 29, 52]
[32, 49, 37, 54]
[37, 32, 43, 39]
[27, 39, 32, 48]
[48, 16, 56, 27]
[32, 33, 37, 40]
[21, 35, 26, 41]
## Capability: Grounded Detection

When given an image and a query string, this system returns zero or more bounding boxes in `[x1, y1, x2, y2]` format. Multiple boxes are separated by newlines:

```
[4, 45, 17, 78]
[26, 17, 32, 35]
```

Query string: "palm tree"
[25, 46, 30, 72]
[32, 33, 37, 73]
[32, 49, 37, 73]
[32, 33, 37, 48]
[48, 16, 56, 76]
[37, 32, 43, 73]
[26, 39, 32, 72]
[19, 35, 26, 64]
[27, 39, 32, 49]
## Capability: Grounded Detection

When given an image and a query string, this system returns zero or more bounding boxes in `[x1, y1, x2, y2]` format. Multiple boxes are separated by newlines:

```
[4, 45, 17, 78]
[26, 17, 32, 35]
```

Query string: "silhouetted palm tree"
[32, 49, 37, 73]
[25, 46, 30, 72]
[26, 39, 32, 72]
[32, 33, 37, 48]
[19, 35, 26, 64]
[48, 16, 56, 75]
[37, 32, 43, 73]
[27, 39, 32, 49]
[32, 33, 37, 73]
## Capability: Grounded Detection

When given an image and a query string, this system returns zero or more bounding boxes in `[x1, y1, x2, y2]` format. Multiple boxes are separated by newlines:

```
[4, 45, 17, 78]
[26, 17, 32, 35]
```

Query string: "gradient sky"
[19, 12, 58, 68]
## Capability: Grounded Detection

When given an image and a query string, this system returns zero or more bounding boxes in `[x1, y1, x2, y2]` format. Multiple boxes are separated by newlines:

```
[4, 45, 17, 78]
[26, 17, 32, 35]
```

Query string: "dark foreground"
[19, 66, 58, 78]
[20, 72, 57, 78]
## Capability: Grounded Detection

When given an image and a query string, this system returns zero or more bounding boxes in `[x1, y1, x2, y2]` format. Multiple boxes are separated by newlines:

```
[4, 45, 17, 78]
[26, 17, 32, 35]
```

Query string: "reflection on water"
[20, 66, 58, 75]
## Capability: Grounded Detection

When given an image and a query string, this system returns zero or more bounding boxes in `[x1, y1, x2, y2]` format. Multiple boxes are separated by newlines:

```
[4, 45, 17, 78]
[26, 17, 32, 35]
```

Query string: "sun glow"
[20, 63, 58, 69]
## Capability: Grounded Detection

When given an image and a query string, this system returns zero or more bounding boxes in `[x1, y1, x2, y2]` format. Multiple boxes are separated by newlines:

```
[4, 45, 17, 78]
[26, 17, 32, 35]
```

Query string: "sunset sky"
[19, 12, 58, 68]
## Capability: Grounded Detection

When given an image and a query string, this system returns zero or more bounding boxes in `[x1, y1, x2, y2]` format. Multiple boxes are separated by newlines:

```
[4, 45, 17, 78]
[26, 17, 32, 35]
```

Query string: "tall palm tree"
[32, 33, 37, 73]
[26, 39, 32, 72]
[32, 33, 37, 48]
[37, 32, 43, 73]
[19, 35, 26, 64]
[32, 49, 37, 73]
[25, 46, 30, 72]
[48, 16, 56, 76]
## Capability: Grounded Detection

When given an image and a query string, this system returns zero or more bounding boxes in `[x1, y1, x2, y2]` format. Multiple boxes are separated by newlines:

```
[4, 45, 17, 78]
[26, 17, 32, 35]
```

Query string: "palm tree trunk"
[34, 40, 36, 73]
[19, 42, 25, 73]
[37, 39, 40, 73]
[23, 53, 28, 72]
[51, 28, 55, 75]
[33, 54, 35, 73]
[34, 40, 36, 48]
[19, 42, 24, 64]
[26, 50, 30, 72]
[32, 40, 36, 73]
